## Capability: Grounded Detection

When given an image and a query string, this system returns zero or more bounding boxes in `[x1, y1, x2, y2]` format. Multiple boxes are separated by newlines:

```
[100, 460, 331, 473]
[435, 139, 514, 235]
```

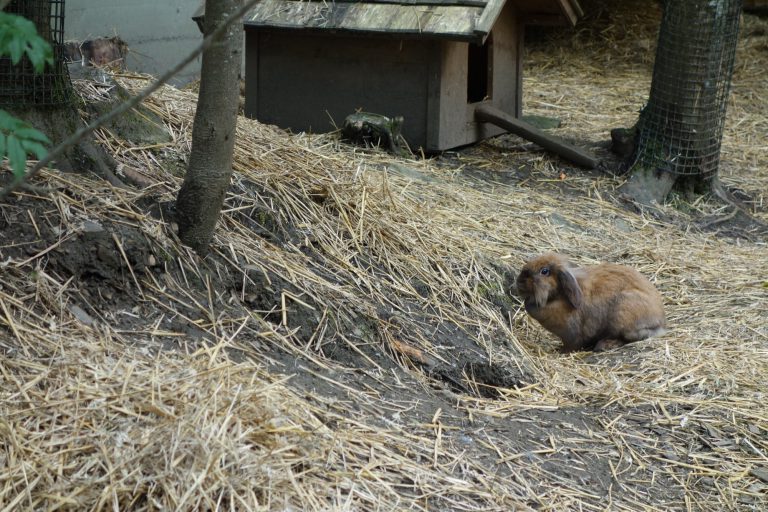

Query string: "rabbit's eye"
[540, 267, 550, 276]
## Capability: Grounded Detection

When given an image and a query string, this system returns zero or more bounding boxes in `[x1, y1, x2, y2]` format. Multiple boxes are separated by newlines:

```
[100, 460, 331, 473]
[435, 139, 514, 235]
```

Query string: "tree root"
[618, 165, 676, 205]
[704, 178, 768, 231]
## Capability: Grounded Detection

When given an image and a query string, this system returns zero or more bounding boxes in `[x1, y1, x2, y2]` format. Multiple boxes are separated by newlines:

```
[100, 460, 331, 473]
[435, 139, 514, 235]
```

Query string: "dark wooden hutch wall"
[196, 0, 582, 152]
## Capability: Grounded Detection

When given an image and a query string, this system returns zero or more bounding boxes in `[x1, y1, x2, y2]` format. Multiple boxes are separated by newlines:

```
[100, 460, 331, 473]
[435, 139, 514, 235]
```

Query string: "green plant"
[0, 11, 53, 178]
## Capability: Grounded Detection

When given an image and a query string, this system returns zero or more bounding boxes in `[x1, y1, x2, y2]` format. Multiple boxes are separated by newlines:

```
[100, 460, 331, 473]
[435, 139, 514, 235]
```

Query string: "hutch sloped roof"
[195, 0, 582, 43]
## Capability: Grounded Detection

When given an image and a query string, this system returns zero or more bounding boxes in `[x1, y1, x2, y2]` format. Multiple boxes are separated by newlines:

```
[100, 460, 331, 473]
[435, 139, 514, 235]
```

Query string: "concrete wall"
[65, 0, 202, 85]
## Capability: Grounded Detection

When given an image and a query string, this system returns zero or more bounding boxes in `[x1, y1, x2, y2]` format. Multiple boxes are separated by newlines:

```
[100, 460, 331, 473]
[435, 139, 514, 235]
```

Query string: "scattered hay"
[1, 1, 766, 510]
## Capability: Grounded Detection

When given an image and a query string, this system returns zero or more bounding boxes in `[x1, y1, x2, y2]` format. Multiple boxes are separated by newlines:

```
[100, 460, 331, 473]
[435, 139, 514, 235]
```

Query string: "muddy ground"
[2, 1, 767, 510]
[0, 201, 602, 509]
[3, 146, 761, 510]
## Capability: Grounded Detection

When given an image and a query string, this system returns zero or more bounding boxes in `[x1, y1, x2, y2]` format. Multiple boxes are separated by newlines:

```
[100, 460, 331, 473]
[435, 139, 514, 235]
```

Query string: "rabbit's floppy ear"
[557, 268, 583, 309]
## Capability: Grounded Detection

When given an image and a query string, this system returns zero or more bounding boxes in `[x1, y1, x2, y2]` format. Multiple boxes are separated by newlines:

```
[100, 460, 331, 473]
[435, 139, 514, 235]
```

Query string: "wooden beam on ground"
[474, 104, 599, 169]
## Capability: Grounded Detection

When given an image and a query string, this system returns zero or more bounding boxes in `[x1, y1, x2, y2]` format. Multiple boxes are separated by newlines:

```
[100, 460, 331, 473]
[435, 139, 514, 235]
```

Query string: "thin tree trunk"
[176, 0, 243, 254]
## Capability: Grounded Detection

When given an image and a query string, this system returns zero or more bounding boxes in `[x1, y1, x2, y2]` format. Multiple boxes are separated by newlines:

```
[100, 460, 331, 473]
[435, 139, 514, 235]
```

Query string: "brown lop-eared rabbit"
[516, 253, 666, 352]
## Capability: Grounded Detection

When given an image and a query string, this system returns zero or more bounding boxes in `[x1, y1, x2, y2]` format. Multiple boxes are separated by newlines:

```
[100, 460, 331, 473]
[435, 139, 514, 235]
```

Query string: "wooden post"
[474, 104, 599, 169]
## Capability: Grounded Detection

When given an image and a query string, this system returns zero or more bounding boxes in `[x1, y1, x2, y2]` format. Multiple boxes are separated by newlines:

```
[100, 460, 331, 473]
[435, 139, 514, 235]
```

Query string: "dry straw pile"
[1, 1, 766, 510]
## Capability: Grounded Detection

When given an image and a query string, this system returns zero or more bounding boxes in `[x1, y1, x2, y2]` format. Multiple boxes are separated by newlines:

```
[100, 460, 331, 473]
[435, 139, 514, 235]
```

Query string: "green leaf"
[21, 140, 48, 160]
[0, 111, 50, 172]
[25, 38, 53, 73]
[0, 12, 54, 71]
[7, 36, 23, 64]
[15, 126, 50, 144]
[6, 134, 26, 178]
[0, 110, 13, 127]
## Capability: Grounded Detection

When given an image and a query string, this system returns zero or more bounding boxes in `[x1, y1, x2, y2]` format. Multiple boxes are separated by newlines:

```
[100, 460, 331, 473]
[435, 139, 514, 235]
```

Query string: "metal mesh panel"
[0, 0, 72, 107]
[633, 0, 742, 178]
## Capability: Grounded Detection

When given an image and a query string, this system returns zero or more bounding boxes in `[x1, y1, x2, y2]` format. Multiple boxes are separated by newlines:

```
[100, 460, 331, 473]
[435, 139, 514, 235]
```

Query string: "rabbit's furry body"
[516, 253, 666, 352]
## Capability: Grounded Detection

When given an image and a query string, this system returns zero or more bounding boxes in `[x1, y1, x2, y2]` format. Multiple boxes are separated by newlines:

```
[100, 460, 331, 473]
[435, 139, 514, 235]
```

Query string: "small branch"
[711, 179, 754, 216]
[0, 178, 57, 195]
[0, 0, 261, 201]
[698, 207, 738, 229]
[708, 178, 768, 230]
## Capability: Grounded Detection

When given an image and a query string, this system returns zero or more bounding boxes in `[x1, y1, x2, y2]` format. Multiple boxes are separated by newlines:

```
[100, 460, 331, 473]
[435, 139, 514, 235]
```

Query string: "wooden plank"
[245, 0, 486, 40]
[425, 41, 443, 150]
[474, 104, 599, 168]
[490, 3, 521, 117]
[200, 0, 583, 33]
[557, 0, 583, 26]
[436, 42, 471, 149]
[424, 6, 481, 37]
[571, 0, 584, 17]
[515, 19, 523, 118]
[244, 28, 260, 118]
[475, 0, 506, 37]
[323, 0, 489, 7]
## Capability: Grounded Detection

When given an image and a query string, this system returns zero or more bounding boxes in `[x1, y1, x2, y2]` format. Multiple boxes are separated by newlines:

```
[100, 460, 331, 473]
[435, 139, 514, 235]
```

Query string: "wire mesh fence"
[633, 0, 742, 178]
[0, 0, 72, 108]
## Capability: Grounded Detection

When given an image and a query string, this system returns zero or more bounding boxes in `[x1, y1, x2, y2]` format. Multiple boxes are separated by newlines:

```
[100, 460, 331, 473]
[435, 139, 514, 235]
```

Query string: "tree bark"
[176, 0, 243, 255]
[619, 0, 741, 204]
[1, 1, 122, 185]
[0, 0, 72, 106]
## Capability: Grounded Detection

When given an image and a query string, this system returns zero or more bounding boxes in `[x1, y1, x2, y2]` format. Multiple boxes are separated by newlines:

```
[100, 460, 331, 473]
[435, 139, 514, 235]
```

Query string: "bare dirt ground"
[1, 1, 766, 510]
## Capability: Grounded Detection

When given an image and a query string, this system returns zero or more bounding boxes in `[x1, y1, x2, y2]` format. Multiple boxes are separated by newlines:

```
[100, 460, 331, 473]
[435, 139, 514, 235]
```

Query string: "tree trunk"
[1, 1, 120, 185]
[620, 0, 741, 204]
[0, 0, 72, 107]
[176, 0, 243, 255]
